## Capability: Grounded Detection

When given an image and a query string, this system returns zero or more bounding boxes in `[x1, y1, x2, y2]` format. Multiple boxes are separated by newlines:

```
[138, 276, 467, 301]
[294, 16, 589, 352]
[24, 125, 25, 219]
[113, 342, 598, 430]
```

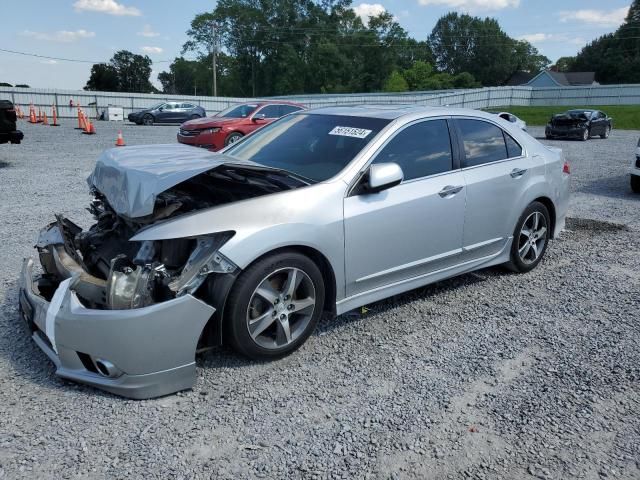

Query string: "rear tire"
[631, 174, 640, 194]
[224, 251, 325, 360]
[190, 114, 200, 120]
[506, 201, 551, 273]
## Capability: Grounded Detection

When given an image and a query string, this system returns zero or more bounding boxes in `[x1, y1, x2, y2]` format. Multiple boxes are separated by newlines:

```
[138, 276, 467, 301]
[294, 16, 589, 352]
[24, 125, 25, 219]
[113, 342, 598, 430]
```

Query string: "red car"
[177, 101, 305, 151]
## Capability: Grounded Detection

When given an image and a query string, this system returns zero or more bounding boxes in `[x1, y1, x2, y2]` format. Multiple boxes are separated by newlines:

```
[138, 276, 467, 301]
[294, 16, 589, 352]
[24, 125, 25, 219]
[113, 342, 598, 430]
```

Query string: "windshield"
[567, 110, 592, 118]
[216, 103, 259, 118]
[147, 102, 164, 110]
[224, 113, 391, 182]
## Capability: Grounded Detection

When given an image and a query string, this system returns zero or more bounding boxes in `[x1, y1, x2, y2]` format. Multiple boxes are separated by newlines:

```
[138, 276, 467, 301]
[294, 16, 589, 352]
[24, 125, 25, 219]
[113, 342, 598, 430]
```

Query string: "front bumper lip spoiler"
[19, 257, 216, 399]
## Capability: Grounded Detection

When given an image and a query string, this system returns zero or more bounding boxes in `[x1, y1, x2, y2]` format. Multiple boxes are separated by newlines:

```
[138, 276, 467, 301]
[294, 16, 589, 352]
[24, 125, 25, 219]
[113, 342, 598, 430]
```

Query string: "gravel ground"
[0, 120, 639, 479]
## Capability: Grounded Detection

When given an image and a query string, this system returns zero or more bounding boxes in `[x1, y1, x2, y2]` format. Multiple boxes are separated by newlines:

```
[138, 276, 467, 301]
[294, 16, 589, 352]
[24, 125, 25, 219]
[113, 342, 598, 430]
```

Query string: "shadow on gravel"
[577, 175, 640, 201]
[566, 216, 630, 232]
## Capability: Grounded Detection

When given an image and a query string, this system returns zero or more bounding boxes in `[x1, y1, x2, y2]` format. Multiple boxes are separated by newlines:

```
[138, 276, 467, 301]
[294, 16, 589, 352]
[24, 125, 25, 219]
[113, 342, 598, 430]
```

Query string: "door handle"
[438, 185, 464, 198]
[510, 168, 528, 178]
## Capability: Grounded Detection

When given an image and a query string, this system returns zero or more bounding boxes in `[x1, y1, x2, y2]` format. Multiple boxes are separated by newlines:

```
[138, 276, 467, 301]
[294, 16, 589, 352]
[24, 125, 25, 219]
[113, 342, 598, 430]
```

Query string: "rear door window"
[457, 119, 508, 167]
[280, 105, 304, 116]
[504, 132, 523, 158]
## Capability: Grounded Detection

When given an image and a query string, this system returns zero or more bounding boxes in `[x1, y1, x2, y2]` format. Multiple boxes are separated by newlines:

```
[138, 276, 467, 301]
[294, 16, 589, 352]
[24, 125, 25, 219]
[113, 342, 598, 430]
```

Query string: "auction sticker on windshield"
[329, 126, 372, 139]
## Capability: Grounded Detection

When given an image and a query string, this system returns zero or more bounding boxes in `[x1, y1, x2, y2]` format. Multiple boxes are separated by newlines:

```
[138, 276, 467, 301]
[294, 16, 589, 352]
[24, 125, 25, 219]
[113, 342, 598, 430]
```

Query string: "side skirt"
[335, 239, 513, 316]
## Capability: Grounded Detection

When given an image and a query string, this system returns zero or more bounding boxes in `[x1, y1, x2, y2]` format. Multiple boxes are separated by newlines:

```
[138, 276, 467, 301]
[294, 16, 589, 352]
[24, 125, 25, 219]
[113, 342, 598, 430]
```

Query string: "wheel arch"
[532, 196, 557, 238]
[242, 245, 337, 316]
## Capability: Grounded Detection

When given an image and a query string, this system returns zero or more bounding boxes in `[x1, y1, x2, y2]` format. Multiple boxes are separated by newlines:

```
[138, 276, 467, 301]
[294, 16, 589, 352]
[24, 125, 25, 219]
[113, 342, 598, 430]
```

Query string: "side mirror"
[252, 114, 266, 122]
[365, 163, 403, 194]
[158, 107, 164, 111]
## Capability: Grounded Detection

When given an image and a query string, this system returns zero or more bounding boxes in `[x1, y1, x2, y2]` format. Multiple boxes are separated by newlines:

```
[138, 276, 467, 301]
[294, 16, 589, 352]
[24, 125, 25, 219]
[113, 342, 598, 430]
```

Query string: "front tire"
[600, 126, 611, 139]
[224, 132, 243, 146]
[580, 128, 589, 141]
[224, 251, 325, 360]
[506, 202, 551, 273]
[631, 174, 640, 193]
[142, 114, 154, 126]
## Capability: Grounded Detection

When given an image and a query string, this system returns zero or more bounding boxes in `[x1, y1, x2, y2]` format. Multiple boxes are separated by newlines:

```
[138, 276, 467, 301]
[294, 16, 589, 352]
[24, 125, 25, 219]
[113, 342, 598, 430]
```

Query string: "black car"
[545, 109, 612, 141]
[0, 100, 23, 144]
[128, 101, 206, 126]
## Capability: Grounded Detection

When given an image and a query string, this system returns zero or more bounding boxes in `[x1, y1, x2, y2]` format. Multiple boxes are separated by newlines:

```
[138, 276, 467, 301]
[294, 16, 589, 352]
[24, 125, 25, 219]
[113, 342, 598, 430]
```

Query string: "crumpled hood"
[181, 116, 241, 130]
[87, 144, 255, 219]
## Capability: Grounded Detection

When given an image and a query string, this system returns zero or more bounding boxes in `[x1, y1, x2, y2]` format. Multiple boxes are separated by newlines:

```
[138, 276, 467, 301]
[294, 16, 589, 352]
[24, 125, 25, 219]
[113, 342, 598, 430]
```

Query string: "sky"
[0, 0, 632, 91]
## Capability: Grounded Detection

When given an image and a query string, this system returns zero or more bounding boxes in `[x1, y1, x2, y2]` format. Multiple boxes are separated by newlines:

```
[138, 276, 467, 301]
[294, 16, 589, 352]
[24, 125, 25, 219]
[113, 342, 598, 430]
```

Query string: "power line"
[0, 48, 174, 64]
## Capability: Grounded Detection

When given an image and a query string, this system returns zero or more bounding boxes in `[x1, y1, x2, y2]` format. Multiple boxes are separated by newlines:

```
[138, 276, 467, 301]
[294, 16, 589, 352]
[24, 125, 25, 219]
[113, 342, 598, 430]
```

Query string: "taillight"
[562, 160, 571, 174]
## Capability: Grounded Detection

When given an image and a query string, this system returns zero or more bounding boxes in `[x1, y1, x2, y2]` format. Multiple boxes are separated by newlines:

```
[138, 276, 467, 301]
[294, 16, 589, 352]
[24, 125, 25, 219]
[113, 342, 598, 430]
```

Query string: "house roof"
[526, 70, 596, 87]
[504, 71, 536, 86]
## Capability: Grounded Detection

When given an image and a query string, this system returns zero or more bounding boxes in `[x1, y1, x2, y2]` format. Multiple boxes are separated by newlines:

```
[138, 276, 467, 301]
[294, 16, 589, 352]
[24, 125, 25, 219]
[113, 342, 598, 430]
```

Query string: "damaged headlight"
[168, 232, 237, 296]
[105, 232, 236, 309]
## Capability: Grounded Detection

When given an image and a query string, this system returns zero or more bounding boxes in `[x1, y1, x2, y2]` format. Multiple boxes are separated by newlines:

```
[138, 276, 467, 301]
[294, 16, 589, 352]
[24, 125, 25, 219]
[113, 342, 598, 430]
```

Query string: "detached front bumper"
[19, 257, 215, 399]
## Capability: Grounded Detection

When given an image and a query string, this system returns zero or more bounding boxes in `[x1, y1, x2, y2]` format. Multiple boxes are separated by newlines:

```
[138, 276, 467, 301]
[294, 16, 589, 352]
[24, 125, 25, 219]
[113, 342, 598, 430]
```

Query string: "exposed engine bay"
[36, 165, 308, 312]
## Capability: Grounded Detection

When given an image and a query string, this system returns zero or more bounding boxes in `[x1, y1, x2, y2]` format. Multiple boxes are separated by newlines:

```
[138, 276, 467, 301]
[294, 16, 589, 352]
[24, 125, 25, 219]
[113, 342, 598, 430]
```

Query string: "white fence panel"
[2, 83, 639, 119]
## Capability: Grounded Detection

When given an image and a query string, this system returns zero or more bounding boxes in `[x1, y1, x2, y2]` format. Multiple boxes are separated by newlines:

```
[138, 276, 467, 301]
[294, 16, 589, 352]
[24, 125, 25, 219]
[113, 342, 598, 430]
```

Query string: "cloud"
[353, 3, 386, 22]
[518, 32, 587, 48]
[141, 46, 163, 54]
[137, 24, 159, 38]
[518, 33, 551, 43]
[40, 59, 58, 65]
[73, 0, 141, 16]
[22, 29, 95, 43]
[418, 0, 519, 11]
[559, 7, 628, 27]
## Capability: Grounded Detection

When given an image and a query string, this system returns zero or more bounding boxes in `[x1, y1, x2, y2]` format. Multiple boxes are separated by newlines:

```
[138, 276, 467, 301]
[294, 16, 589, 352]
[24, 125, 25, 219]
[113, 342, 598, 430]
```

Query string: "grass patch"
[487, 105, 640, 130]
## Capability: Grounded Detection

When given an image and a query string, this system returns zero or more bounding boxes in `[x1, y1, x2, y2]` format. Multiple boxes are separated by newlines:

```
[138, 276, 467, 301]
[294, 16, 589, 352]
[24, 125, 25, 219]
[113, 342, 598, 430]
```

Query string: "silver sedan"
[19, 105, 570, 398]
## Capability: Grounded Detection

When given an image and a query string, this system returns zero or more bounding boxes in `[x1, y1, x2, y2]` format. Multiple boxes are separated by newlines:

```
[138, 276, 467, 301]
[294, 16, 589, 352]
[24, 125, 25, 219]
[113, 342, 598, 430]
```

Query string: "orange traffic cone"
[29, 105, 37, 124]
[115, 130, 126, 146]
[82, 119, 96, 135]
[51, 105, 59, 126]
[75, 106, 84, 130]
[42, 112, 49, 125]
[37, 109, 43, 123]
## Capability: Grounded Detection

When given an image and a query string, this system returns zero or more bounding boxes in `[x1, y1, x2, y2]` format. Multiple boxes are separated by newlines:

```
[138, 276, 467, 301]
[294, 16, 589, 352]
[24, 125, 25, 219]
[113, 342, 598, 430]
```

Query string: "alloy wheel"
[246, 267, 316, 349]
[517, 211, 548, 265]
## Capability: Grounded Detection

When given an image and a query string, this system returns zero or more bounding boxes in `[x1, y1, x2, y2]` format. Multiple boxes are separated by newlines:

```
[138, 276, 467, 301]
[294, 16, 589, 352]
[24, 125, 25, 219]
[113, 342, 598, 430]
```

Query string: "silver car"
[19, 105, 570, 398]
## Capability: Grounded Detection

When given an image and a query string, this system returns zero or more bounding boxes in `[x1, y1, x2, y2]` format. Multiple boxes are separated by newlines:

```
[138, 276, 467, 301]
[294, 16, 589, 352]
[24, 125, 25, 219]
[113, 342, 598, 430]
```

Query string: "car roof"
[304, 104, 499, 121]
[254, 100, 305, 107]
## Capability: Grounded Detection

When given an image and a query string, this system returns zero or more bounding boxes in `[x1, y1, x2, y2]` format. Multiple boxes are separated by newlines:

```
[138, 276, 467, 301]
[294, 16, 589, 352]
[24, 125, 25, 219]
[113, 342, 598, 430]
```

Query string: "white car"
[632, 137, 640, 193]
[493, 112, 527, 132]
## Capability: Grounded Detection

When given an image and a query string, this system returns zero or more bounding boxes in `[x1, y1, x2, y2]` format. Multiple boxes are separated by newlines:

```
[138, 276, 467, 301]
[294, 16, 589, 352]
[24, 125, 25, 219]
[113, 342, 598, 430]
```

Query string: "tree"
[428, 12, 547, 86]
[383, 71, 408, 92]
[85, 63, 119, 91]
[15, 84, 30, 88]
[0, 82, 12, 87]
[553, 56, 576, 72]
[571, 0, 640, 84]
[84, 50, 154, 93]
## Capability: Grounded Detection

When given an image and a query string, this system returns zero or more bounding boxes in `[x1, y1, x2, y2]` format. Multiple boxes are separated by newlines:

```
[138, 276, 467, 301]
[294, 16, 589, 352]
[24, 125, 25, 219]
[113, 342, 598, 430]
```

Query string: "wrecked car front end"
[18, 144, 305, 399]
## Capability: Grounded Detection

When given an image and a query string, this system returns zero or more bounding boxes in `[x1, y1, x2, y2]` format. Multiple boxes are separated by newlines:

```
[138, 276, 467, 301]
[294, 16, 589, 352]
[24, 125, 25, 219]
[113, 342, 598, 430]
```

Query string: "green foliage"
[572, 0, 640, 84]
[15, 84, 30, 88]
[490, 105, 640, 130]
[0, 82, 13, 87]
[383, 71, 408, 92]
[158, 2, 549, 95]
[553, 57, 575, 73]
[85, 50, 154, 93]
[428, 12, 549, 86]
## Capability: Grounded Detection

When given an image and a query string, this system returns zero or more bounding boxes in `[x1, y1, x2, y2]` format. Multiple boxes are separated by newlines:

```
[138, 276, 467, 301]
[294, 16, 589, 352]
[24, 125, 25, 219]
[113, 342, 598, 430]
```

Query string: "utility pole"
[211, 22, 217, 97]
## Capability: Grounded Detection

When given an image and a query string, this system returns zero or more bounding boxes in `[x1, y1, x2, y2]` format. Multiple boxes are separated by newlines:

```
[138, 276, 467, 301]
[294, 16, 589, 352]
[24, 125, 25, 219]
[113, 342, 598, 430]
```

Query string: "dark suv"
[0, 100, 24, 144]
